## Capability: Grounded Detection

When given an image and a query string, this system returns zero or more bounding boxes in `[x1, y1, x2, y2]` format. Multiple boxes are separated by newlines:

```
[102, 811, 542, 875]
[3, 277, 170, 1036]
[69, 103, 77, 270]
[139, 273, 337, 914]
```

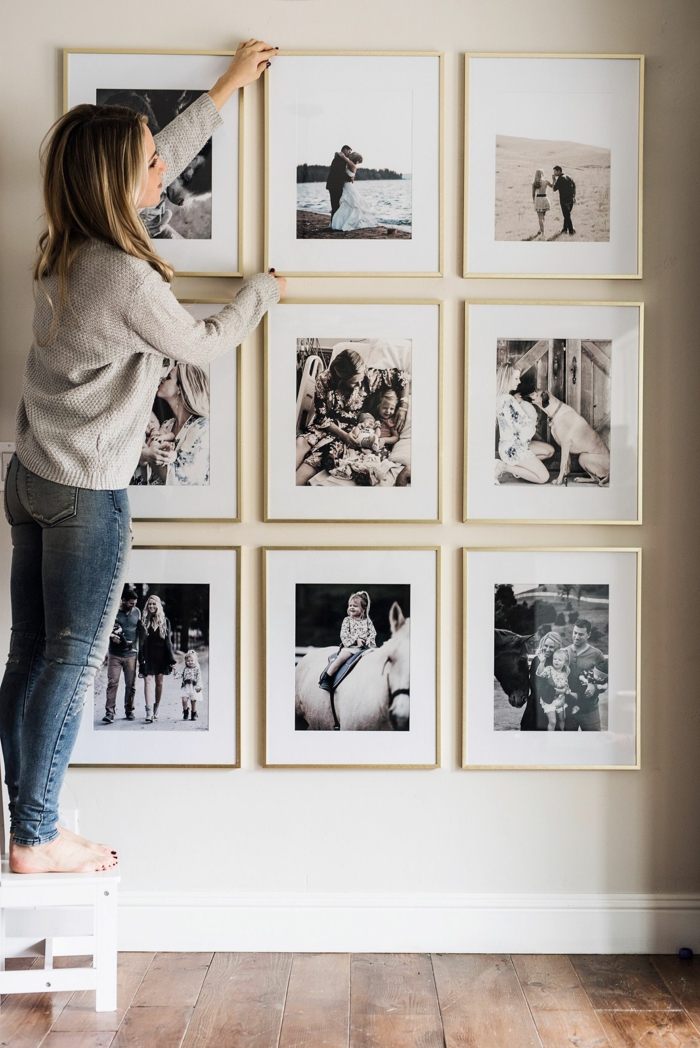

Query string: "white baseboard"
[116, 892, 700, 954]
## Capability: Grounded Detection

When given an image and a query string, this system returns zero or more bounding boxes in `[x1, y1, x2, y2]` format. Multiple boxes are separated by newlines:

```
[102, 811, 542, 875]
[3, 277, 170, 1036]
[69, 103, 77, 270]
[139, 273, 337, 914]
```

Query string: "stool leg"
[43, 937, 54, 970]
[94, 885, 118, 1012]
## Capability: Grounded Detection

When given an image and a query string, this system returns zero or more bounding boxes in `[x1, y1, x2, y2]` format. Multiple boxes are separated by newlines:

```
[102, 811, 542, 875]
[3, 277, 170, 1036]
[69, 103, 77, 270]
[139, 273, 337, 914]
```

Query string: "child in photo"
[350, 412, 382, 453]
[180, 650, 202, 721]
[536, 646, 575, 730]
[373, 388, 402, 451]
[320, 591, 377, 688]
[580, 658, 608, 702]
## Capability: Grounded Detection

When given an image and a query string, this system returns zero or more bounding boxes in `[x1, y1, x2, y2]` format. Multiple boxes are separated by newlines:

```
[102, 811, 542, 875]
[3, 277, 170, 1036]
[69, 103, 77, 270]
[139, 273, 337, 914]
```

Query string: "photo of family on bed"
[295, 338, 412, 488]
[131, 359, 210, 486]
[494, 583, 609, 733]
[495, 337, 611, 488]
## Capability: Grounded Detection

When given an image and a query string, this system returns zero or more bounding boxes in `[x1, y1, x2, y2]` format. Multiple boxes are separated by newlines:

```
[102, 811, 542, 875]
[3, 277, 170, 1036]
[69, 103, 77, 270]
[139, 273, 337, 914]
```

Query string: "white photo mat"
[264, 548, 439, 767]
[465, 55, 642, 277]
[129, 303, 239, 521]
[266, 302, 441, 521]
[65, 51, 241, 275]
[72, 547, 239, 767]
[266, 54, 442, 275]
[463, 548, 640, 770]
[465, 302, 641, 523]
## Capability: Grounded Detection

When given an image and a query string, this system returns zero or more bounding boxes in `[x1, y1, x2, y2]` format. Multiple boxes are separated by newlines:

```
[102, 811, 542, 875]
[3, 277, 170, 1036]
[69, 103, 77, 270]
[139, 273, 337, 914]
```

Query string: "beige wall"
[1, 0, 699, 899]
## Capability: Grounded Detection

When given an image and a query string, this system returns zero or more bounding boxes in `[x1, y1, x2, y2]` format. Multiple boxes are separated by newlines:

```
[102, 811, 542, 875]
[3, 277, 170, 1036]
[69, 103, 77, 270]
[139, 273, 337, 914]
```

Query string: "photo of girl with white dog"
[494, 337, 611, 488]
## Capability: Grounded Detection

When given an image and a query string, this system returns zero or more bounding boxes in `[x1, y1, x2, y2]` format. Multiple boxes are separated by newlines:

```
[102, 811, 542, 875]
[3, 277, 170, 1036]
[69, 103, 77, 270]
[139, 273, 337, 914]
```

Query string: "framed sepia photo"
[263, 547, 440, 768]
[265, 52, 443, 276]
[266, 300, 441, 522]
[71, 546, 240, 767]
[64, 50, 243, 276]
[463, 547, 641, 770]
[129, 301, 240, 521]
[464, 301, 643, 524]
[464, 54, 643, 278]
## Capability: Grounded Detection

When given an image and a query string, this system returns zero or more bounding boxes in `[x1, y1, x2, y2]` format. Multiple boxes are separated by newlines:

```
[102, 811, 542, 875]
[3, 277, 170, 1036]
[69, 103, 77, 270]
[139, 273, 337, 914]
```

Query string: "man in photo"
[102, 586, 141, 724]
[564, 619, 605, 731]
[326, 145, 353, 220]
[552, 165, 577, 235]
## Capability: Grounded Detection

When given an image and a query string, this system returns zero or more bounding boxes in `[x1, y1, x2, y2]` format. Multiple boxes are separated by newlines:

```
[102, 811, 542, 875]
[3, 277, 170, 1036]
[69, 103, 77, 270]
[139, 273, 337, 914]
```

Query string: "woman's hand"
[209, 40, 278, 109]
[394, 405, 408, 435]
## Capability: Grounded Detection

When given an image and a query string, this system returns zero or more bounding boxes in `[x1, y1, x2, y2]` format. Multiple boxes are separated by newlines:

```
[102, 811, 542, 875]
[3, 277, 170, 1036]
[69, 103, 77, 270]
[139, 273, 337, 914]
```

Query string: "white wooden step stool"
[0, 859, 120, 1010]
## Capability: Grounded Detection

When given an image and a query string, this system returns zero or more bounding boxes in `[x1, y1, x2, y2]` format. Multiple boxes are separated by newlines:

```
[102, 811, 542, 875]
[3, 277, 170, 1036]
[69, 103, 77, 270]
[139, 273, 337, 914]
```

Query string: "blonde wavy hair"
[175, 362, 210, 419]
[496, 360, 521, 397]
[34, 103, 173, 345]
[142, 594, 168, 638]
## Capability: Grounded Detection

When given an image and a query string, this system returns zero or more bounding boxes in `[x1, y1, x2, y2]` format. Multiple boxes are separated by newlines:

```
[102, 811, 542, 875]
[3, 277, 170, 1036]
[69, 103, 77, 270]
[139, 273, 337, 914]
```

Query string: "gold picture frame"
[63, 49, 245, 278]
[264, 51, 444, 277]
[463, 300, 644, 525]
[129, 297, 243, 523]
[71, 545, 242, 769]
[462, 546, 642, 771]
[462, 52, 644, 279]
[262, 546, 441, 769]
[264, 298, 443, 523]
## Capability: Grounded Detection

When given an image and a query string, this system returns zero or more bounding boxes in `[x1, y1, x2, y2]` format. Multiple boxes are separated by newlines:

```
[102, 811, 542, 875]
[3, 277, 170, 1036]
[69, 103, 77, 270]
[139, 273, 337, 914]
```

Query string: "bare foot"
[57, 824, 117, 858]
[10, 836, 118, 874]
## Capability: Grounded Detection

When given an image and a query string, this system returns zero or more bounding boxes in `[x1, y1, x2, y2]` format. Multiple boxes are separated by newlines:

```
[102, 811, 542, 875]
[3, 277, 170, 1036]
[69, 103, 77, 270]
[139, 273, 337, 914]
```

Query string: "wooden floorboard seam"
[508, 955, 547, 1048]
[426, 956, 448, 1048]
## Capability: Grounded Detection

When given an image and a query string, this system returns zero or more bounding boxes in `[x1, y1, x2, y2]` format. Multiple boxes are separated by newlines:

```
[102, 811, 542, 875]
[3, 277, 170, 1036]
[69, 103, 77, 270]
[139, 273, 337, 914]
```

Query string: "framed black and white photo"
[128, 301, 239, 521]
[464, 301, 642, 524]
[265, 52, 443, 276]
[71, 547, 239, 767]
[266, 301, 441, 522]
[64, 50, 243, 276]
[463, 548, 640, 770]
[464, 54, 643, 278]
[264, 547, 439, 768]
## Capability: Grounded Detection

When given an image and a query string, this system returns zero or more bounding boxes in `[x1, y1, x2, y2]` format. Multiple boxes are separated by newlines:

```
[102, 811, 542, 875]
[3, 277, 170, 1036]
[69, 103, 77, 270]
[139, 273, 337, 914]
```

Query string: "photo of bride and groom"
[295, 89, 413, 240]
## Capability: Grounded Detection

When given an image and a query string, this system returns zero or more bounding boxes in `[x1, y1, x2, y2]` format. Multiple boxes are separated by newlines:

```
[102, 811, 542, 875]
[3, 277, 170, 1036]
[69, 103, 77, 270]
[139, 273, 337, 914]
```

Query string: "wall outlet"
[58, 808, 79, 834]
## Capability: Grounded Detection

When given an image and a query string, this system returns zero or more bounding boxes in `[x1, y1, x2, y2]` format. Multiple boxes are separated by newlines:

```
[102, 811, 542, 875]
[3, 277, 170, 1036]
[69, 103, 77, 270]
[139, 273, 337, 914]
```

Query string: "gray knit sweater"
[16, 92, 279, 490]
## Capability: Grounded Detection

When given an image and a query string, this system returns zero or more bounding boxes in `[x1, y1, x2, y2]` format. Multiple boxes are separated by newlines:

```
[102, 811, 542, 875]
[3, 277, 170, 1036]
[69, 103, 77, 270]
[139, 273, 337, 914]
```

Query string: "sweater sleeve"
[154, 92, 223, 189]
[128, 271, 280, 365]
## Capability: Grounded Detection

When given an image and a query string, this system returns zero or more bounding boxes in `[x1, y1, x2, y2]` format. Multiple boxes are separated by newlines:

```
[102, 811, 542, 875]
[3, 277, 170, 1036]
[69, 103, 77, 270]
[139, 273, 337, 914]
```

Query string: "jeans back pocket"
[26, 469, 79, 526]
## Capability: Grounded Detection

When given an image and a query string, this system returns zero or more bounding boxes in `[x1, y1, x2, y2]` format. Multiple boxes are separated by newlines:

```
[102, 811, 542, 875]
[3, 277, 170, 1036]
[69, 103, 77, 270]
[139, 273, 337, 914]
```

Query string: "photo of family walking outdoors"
[92, 582, 210, 732]
[494, 583, 609, 733]
[296, 90, 412, 239]
[96, 88, 213, 240]
[295, 338, 412, 488]
[495, 135, 610, 242]
[294, 584, 411, 732]
[495, 338, 611, 488]
[131, 359, 210, 487]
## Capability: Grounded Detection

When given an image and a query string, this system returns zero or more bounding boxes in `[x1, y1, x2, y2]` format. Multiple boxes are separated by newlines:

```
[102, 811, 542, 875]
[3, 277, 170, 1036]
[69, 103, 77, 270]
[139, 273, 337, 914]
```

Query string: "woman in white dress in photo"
[494, 360, 554, 484]
[331, 151, 380, 232]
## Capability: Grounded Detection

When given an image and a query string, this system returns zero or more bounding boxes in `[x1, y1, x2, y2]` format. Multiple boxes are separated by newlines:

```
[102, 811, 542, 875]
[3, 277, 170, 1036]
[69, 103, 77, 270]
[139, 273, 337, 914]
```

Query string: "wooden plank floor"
[3, 953, 700, 1048]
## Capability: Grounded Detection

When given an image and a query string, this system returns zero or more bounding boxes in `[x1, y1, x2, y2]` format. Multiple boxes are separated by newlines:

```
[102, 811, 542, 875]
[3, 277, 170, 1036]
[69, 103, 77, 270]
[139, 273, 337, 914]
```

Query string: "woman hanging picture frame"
[265, 52, 443, 277]
[263, 547, 440, 768]
[71, 546, 240, 767]
[128, 301, 240, 522]
[266, 300, 442, 522]
[64, 50, 243, 276]
[464, 301, 643, 524]
[463, 547, 641, 770]
[463, 54, 644, 279]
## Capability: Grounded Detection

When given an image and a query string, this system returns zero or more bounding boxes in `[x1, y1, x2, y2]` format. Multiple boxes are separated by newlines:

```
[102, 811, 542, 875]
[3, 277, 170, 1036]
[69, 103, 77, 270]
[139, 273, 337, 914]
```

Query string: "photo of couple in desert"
[296, 89, 412, 240]
[495, 337, 611, 488]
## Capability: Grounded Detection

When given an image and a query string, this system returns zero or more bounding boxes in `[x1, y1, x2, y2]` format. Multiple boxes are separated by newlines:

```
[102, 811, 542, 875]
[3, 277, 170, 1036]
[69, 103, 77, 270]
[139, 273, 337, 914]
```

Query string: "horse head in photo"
[494, 629, 533, 707]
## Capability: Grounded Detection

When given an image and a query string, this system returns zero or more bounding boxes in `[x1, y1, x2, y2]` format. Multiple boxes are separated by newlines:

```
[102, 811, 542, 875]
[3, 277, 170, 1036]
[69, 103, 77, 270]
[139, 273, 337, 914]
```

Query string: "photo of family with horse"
[296, 338, 412, 488]
[92, 582, 210, 732]
[495, 337, 611, 489]
[493, 583, 609, 733]
[294, 583, 411, 732]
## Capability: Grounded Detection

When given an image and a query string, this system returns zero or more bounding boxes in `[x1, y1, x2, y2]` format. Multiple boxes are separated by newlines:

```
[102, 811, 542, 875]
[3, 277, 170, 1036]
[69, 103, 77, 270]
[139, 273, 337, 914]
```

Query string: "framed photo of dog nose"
[464, 301, 643, 524]
[127, 301, 240, 522]
[264, 52, 443, 277]
[71, 546, 240, 768]
[263, 547, 440, 768]
[463, 54, 644, 279]
[64, 50, 243, 277]
[463, 547, 641, 771]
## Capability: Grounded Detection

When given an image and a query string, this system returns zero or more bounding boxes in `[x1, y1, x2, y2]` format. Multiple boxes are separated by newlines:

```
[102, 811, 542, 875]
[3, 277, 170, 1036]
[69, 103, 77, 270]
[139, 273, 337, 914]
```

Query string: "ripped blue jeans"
[1, 456, 131, 846]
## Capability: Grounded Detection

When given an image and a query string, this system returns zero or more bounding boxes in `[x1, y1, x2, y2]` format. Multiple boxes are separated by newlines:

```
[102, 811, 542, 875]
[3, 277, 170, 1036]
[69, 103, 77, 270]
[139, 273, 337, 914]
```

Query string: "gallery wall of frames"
[62, 49, 643, 773]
